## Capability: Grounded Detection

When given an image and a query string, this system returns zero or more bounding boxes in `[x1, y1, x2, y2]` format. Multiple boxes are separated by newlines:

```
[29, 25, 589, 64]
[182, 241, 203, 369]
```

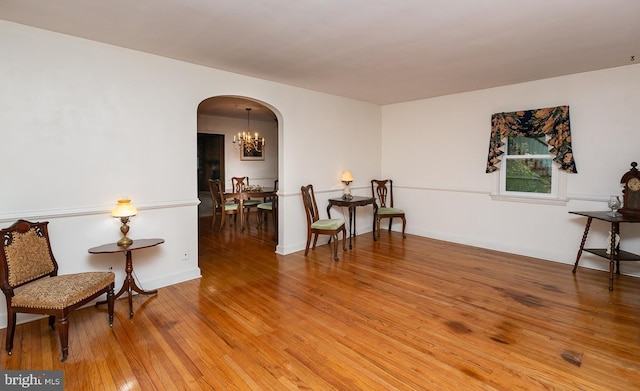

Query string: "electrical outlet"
[108, 266, 113, 272]
[182, 250, 189, 261]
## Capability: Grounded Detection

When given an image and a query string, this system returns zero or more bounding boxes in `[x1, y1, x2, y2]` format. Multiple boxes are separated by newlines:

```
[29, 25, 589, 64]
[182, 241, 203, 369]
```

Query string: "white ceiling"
[2, 0, 639, 112]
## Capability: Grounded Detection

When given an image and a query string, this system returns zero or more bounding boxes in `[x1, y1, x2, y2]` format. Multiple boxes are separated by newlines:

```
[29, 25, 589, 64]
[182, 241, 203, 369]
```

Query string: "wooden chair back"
[371, 179, 394, 208]
[268, 179, 279, 202]
[208, 178, 224, 211]
[0, 220, 57, 292]
[301, 184, 320, 225]
[231, 176, 249, 192]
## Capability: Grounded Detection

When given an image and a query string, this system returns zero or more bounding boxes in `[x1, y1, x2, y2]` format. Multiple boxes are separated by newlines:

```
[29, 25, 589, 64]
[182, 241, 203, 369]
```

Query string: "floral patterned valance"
[486, 105, 577, 174]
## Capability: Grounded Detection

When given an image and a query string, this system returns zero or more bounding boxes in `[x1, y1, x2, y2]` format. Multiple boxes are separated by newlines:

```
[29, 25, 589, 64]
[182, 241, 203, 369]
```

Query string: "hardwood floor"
[2, 215, 640, 390]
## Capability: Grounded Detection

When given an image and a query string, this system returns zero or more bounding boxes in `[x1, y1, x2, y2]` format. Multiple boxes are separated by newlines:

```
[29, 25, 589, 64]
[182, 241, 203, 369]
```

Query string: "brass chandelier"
[233, 108, 265, 154]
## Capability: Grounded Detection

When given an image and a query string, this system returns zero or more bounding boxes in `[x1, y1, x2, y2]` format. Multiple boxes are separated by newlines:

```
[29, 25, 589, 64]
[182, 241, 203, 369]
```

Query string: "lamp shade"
[112, 199, 137, 218]
[341, 171, 354, 182]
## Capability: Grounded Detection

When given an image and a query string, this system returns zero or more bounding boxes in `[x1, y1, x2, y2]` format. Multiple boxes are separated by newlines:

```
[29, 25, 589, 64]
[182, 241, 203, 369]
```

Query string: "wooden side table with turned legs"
[89, 238, 164, 318]
[570, 211, 640, 291]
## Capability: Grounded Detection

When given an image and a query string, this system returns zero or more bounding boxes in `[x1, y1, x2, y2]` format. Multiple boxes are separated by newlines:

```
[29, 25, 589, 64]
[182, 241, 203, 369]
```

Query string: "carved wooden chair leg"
[401, 217, 407, 238]
[5, 311, 16, 355]
[57, 315, 70, 362]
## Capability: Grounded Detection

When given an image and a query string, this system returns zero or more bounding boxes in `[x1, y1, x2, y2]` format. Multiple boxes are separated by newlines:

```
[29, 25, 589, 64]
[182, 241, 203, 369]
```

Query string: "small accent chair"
[257, 179, 278, 228]
[231, 176, 261, 225]
[371, 179, 407, 238]
[0, 220, 115, 361]
[208, 179, 239, 231]
[301, 184, 347, 261]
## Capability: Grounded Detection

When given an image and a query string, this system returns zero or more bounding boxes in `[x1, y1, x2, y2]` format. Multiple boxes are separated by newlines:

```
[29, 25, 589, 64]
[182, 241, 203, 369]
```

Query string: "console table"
[570, 211, 640, 291]
[327, 196, 378, 249]
[89, 238, 164, 318]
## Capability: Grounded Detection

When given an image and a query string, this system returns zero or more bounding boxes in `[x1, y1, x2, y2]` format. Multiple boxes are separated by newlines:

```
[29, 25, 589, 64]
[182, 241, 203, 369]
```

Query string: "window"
[487, 106, 574, 204]
[500, 135, 556, 196]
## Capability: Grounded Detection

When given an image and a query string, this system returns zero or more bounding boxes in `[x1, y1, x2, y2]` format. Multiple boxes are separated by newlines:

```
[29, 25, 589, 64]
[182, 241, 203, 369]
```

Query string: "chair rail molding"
[0, 198, 200, 225]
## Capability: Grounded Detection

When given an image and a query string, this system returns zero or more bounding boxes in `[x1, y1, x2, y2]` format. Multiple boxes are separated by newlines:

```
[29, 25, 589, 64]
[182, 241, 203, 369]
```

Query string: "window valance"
[486, 105, 577, 174]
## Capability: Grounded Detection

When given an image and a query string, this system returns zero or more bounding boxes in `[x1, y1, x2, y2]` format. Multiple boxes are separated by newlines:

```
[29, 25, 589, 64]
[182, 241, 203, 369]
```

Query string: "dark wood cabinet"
[197, 133, 225, 192]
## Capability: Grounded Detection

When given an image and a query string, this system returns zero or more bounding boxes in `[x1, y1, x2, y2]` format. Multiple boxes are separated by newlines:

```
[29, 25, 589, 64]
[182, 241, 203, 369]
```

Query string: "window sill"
[490, 193, 568, 206]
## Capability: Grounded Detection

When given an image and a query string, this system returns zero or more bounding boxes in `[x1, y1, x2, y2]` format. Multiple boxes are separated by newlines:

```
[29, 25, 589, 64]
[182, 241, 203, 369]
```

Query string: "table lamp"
[112, 199, 137, 247]
[341, 171, 353, 200]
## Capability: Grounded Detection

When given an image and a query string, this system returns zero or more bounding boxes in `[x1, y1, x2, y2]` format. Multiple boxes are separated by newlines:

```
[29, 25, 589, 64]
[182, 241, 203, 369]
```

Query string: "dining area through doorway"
[198, 182, 277, 255]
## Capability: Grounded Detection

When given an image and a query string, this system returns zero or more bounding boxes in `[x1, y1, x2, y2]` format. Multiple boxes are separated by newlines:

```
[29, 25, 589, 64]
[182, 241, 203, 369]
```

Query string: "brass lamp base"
[117, 217, 133, 247]
[117, 236, 133, 247]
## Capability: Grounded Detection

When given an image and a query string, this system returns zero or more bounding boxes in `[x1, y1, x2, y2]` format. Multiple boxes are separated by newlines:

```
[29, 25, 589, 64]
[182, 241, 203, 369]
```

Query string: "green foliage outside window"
[505, 159, 552, 193]
[505, 135, 552, 194]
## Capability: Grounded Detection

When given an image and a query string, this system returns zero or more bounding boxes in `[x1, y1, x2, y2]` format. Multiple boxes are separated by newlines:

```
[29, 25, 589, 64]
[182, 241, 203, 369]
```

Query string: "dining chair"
[257, 179, 278, 228]
[0, 220, 115, 361]
[371, 179, 407, 238]
[208, 179, 239, 231]
[231, 176, 261, 225]
[301, 184, 347, 261]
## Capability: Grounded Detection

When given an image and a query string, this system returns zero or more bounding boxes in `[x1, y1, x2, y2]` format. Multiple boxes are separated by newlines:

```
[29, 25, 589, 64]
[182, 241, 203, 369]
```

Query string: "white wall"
[198, 114, 278, 190]
[382, 63, 640, 276]
[0, 20, 381, 327]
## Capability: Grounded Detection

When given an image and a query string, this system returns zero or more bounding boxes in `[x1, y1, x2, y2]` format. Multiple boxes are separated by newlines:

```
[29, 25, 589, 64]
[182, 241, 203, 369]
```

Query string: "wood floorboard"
[2, 215, 640, 390]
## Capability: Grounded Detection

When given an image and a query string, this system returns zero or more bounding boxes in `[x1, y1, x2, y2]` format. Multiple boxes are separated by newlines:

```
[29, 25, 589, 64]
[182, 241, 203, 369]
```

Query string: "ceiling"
[2, 0, 639, 116]
[198, 97, 276, 122]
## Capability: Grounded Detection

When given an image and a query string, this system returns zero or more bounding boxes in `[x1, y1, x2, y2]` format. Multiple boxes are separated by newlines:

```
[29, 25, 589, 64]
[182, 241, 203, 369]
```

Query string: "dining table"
[225, 188, 276, 232]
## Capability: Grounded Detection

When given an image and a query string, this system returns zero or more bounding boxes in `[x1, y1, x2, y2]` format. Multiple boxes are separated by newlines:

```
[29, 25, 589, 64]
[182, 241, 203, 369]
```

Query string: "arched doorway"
[196, 96, 279, 242]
